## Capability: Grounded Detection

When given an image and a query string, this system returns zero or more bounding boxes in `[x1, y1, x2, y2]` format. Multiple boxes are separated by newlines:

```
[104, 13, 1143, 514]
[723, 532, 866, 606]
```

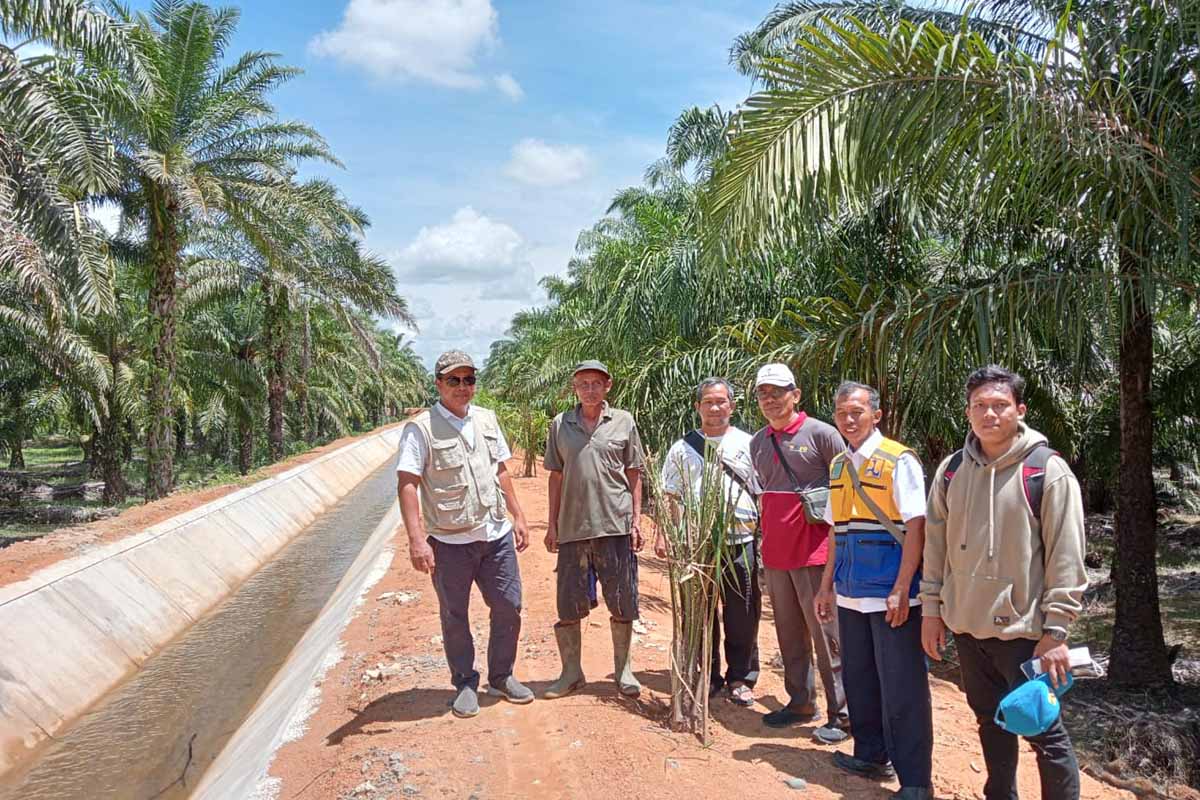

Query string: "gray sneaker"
[488, 676, 534, 704]
[451, 686, 480, 718]
[814, 724, 851, 744]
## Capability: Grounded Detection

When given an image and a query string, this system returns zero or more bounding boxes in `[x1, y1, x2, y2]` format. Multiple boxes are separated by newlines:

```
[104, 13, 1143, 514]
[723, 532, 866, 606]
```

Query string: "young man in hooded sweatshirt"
[921, 365, 1088, 800]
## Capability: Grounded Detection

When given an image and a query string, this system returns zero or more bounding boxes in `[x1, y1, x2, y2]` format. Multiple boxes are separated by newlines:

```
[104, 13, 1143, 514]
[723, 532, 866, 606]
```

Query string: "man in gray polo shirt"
[397, 350, 533, 719]
[543, 360, 645, 698]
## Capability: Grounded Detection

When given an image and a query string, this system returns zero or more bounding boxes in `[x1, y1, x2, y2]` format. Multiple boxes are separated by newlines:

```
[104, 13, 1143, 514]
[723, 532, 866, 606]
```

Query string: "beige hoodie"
[920, 423, 1087, 641]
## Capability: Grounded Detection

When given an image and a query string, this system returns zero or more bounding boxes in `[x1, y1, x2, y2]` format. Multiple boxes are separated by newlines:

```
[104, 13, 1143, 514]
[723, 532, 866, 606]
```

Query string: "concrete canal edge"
[0, 425, 403, 778]
[193, 498, 401, 799]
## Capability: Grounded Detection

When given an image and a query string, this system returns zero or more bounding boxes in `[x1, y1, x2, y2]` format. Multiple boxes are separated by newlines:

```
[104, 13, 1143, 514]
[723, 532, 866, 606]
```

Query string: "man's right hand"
[815, 586, 835, 623]
[544, 526, 558, 553]
[409, 538, 436, 574]
[921, 615, 946, 661]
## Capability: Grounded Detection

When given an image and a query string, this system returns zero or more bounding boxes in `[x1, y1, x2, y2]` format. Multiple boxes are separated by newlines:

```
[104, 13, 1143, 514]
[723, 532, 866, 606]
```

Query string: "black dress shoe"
[762, 707, 818, 727]
[832, 751, 896, 780]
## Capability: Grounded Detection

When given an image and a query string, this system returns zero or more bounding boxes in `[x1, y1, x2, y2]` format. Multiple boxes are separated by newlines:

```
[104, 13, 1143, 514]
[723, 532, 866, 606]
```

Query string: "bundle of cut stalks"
[650, 441, 738, 744]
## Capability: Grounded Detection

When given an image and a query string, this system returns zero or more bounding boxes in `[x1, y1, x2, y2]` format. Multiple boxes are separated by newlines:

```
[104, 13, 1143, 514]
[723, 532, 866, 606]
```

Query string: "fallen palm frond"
[649, 442, 737, 744]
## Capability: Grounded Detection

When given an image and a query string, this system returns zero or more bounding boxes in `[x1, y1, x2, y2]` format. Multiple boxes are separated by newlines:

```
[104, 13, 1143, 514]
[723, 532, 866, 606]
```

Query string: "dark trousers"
[429, 532, 523, 691]
[711, 539, 762, 689]
[838, 605, 933, 788]
[556, 535, 639, 622]
[955, 633, 1081, 800]
[764, 564, 848, 725]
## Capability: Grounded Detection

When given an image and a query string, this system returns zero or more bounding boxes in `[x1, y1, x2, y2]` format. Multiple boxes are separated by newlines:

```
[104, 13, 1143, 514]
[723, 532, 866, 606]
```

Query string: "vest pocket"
[483, 432, 503, 462]
[430, 439, 464, 471]
[851, 536, 902, 591]
[432, 483, 470, 527]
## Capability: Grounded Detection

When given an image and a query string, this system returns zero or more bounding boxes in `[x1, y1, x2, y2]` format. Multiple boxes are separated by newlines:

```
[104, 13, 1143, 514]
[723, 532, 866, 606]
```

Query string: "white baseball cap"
[755, 363, 796, 388]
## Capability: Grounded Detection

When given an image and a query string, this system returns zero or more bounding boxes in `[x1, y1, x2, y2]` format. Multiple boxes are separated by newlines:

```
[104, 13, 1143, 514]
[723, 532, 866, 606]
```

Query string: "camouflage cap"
[435, 350, 476, 376]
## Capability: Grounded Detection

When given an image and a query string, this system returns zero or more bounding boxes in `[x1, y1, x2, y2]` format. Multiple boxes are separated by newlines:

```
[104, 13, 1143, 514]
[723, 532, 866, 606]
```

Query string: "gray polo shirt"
[544, 403, 645, 543]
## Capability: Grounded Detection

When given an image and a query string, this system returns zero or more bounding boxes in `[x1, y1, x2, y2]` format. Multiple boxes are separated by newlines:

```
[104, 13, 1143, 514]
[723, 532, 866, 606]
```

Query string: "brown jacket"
[920, 424, 1087, 640]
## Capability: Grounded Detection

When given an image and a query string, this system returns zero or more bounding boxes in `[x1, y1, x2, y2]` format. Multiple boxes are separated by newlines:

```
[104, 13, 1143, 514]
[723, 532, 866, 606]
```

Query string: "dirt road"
[267, 460, 1129, 800]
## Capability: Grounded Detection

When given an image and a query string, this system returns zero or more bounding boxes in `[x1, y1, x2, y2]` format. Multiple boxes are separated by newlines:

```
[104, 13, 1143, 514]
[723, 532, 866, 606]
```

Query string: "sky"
[132, 0, 764, 367]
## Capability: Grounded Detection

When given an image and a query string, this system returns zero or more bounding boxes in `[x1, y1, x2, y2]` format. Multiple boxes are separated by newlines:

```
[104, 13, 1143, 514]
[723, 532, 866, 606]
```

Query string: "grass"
[10, 442, 85, 471]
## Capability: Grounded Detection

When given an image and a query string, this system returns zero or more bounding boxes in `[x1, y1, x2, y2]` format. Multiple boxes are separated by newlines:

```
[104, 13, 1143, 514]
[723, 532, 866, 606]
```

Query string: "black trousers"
[710, 539, 762, 688]
[429, 532, 523, 691]
[955, 633, 1081, 800]
[839, 605, 932, 788]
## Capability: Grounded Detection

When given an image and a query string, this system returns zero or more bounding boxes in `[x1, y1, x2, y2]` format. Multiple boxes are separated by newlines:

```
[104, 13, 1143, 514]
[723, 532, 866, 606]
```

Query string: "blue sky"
[164, 1, 764, 366]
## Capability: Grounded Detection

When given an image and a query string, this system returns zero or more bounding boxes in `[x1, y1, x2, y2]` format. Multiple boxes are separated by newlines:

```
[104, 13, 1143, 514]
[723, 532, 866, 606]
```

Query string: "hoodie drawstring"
[988, 466, 996, 560]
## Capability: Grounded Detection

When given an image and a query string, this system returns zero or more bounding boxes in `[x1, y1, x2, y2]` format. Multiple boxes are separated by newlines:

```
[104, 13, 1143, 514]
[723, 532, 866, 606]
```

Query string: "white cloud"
[503, 139, 592, 188]
[309, 0, 499, 89]
[493, 72, 524, 101]
[388, 208, 545, 367]
[394, 206, 523, 282]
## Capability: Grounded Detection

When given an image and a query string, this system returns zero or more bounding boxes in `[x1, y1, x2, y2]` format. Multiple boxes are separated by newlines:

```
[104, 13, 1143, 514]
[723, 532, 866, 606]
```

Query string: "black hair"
[965, 365, 1025, 405]
[834, 380, 880, 411]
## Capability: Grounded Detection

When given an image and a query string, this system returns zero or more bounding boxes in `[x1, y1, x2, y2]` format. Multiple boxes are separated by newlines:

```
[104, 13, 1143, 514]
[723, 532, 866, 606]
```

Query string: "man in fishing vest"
[396, 350, 533, 719]
[921, 365, 1087, 800]
[815, 381, 933, 800]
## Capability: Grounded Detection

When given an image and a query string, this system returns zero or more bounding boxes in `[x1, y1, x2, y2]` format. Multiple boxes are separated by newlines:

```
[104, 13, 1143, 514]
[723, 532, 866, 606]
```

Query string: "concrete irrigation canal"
[0, 426, 404, 799]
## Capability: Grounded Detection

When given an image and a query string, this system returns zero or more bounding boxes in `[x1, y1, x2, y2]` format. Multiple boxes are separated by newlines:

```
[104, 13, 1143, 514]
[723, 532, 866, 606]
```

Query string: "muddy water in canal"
[0, 463, 397, 800]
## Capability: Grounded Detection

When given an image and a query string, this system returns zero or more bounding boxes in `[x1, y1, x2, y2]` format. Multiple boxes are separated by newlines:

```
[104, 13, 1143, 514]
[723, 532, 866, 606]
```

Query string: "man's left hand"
[1034, 635, 1070, 687]
[513, 518, 529, 552]
[884, 586, 910, 628]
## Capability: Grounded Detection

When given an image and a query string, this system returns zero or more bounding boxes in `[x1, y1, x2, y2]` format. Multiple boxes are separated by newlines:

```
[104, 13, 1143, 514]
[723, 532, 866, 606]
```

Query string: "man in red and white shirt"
[749, 363, 849, 742]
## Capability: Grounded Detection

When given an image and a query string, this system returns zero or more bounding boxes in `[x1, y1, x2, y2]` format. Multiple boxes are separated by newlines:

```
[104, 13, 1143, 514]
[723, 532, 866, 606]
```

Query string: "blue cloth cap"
[994, 672, 1074, 736]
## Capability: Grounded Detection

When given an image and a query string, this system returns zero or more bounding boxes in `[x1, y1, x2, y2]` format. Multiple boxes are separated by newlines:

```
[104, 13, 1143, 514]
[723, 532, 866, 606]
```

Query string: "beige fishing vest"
[410, 406, 506, 534]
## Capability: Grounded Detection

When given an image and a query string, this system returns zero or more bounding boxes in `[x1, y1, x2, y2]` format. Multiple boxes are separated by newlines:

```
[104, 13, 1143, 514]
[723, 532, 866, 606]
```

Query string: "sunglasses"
[440, 375, 477, 387]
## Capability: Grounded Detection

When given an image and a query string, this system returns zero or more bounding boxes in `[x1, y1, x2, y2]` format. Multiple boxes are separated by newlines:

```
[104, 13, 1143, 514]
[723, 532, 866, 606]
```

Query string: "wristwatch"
[1046, 627, 1068, 642]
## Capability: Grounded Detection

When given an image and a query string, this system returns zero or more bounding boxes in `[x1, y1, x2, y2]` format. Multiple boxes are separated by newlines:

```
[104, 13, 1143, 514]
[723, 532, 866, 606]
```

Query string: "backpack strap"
[683, 430, 706, 458]
[942, 445, 1058, 523]
[941, 449, 965, 495]
[683, 430, 755, 499]
[1020, 444, 1057, 523]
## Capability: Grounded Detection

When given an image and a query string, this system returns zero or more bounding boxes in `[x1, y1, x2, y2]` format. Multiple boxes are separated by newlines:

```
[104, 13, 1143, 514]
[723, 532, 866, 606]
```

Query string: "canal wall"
[0, 425, 402, 777]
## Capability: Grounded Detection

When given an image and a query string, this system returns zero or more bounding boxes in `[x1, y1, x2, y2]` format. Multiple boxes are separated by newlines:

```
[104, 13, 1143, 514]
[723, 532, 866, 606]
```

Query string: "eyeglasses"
[755, 385, 794, 400]
[440, 375, 477, 387]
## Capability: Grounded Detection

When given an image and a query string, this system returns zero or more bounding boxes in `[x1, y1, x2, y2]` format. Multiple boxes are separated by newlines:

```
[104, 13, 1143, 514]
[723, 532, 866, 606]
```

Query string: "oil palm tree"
[706, 0, 1199, 686]
[104, 0, 339, 498]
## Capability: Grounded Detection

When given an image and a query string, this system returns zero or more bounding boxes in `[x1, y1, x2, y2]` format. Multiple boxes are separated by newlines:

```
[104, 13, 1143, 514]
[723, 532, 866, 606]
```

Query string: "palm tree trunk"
[297, 306, 312, 444]
[264, 283, 289, 461]
[174, 409, 187, 461]
[96, 417, 129, 505]
[97, 348, 129, 505]
[6, 436, 23, 470]
[237, 416, 253, 475]
[144, 195, 181, 500]
[1108, 251, 1171, 687]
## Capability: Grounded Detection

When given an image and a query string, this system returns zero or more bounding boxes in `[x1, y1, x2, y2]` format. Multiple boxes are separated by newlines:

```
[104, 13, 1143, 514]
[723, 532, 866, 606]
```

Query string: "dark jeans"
[556, 535, 639, 621]
[955, 633, 1081, 800]
[429, 532, 523, 691]
[711, 539, 762, 689]
[839, 605, 932, 788]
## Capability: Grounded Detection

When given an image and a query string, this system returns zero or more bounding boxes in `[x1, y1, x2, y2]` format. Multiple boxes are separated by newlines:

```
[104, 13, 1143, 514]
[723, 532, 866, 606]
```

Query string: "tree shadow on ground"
[732, 741, 899, 799]
[707, 691, 824, 740]
[524, 672, 673, 723]
[325, 687, 458, 744]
